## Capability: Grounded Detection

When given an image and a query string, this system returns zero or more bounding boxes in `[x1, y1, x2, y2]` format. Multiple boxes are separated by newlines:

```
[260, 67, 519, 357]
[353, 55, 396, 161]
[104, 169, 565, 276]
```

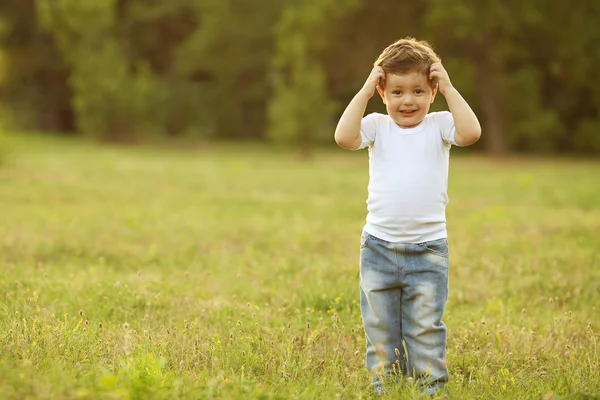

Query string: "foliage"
[0, 0, 72, 132]
[173, 0, 284, 140]
[0, 1, 599, 152]
[268, 0, 358, 153]
[37, 0, 165, 140]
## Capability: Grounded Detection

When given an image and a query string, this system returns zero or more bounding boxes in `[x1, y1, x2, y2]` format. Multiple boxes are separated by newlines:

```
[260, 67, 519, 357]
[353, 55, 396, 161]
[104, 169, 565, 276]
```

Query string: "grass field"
[1, 135, 599, 399]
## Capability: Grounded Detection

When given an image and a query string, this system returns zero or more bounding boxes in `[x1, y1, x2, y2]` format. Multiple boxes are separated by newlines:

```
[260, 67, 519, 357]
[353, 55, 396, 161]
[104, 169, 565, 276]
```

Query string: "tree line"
[0, 0, 599, 154]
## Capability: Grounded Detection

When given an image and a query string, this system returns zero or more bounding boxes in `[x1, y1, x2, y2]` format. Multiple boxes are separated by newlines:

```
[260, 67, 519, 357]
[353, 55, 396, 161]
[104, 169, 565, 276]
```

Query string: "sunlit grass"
[1, 134, 599, 399]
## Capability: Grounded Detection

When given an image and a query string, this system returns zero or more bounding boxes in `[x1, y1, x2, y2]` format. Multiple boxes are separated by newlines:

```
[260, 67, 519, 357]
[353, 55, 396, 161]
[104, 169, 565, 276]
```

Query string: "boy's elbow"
[455, 127, 482, 146]
[334, 134, 359, 150]
[334, 132, 349, 149]
[334, 136, 349, 149]
[471, 125, 482, 143]
[468, 128, 482, 144]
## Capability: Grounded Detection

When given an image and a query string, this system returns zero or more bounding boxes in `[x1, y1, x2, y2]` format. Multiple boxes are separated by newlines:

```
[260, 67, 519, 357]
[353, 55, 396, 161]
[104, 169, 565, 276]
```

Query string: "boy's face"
[377, 71, 437, 128]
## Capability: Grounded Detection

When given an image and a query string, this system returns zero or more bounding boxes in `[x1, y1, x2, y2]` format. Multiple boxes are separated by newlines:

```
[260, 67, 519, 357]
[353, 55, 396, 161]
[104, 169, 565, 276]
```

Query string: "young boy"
[334, 38, 481, 395]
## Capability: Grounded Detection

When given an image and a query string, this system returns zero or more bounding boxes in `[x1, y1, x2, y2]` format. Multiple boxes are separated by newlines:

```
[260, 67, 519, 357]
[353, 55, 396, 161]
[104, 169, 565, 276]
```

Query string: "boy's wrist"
[358, 87, 375, 99]
[440, 85, 457, 97]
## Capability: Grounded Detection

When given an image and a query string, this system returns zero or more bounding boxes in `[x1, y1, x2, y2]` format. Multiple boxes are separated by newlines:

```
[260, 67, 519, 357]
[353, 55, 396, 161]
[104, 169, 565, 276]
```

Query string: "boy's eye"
[415, 89, 424, 94]
[392, 90, 402, 95]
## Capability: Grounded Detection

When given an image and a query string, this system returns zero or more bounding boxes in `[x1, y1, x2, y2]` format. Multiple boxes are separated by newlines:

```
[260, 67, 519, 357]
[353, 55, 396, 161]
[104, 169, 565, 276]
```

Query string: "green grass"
[1, 134, 599, 399]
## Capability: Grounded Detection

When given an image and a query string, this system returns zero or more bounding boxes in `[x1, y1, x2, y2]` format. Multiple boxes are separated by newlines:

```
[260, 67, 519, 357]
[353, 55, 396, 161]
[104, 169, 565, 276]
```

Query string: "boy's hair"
[374, 37, 441, 89]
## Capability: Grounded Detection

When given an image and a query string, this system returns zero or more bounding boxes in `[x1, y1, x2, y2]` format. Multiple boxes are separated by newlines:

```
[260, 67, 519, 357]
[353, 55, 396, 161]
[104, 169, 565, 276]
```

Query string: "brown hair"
[374, 37, 441, 88]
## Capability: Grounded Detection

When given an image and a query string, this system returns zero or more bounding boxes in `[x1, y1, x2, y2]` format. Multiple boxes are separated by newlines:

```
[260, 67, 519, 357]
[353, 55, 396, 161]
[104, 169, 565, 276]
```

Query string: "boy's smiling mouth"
[400, 110, 417, 116]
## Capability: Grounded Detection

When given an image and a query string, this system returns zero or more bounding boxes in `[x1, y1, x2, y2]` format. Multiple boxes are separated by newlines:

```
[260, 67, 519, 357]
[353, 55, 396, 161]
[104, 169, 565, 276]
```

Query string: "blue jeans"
[359, 230, 449, 391]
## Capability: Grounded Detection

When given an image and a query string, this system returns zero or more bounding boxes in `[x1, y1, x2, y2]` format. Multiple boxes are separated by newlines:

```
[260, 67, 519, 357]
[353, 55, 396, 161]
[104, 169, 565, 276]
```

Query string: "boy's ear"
[376, 83, 386, 104]
[430, 83, 438, 104]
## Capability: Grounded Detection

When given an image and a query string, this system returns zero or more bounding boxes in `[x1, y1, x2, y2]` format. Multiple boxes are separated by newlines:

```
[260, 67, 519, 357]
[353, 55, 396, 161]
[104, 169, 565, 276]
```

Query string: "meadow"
[1, 135, 599, 399]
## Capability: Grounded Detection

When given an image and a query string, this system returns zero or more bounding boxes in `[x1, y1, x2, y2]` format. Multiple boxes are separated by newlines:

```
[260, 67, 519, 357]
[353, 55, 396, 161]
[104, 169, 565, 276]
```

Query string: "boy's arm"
[430, 63, 482, 146]
[334, 67, 385, 150]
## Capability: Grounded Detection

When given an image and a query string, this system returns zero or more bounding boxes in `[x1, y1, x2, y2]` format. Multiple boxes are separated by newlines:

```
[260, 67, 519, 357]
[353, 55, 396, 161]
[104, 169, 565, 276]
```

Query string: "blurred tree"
[0, 0, 597, 153]
[427, 0, 600, 154]
[0, 0, 73, 133]
[175, 0, 284, 140]
[268, 0, 359, 155]
[37, 0, 167, 140]
[426, 0, 521, 154]
[115, 0, 201, 137]
[539, 0, 600, 153]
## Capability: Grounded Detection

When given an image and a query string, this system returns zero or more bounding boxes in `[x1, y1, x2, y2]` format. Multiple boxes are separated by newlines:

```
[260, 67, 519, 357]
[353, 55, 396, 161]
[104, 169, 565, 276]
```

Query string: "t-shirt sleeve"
[434, 111, 459, 146]
[355, 113, 379, 150]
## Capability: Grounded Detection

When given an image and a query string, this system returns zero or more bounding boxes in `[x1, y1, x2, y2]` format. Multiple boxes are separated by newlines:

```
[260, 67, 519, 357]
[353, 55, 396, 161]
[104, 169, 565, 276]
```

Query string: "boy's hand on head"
[429, 62, 453, 95]
[361, 66, 386, 98]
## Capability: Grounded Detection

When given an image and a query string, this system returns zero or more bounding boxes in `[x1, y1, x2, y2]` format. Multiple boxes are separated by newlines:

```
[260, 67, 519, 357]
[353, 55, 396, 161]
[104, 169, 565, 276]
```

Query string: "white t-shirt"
[356, 111, 458, 243]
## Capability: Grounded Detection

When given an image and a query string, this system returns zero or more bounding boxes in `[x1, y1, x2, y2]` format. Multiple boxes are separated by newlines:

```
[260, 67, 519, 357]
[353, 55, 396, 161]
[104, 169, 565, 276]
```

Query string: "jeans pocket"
[360, 232, 373, 248]
[423, 238, 449, 258]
